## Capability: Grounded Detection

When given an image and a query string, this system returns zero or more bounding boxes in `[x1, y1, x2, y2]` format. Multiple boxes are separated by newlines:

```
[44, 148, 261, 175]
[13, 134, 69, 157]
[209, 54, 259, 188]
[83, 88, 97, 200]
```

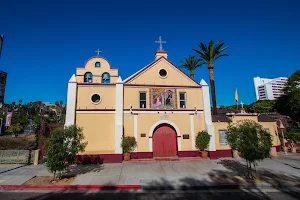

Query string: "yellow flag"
[235, 87, 239, 102]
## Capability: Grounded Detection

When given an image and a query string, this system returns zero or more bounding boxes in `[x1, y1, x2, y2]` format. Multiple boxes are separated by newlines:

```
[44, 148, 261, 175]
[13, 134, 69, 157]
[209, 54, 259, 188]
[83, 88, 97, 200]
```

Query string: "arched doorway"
[153, 123, 177, 157]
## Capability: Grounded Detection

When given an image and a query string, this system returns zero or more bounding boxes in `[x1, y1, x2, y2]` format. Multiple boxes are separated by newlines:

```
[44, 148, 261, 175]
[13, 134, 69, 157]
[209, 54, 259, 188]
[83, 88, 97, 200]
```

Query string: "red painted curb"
[0, 185, 142, 190]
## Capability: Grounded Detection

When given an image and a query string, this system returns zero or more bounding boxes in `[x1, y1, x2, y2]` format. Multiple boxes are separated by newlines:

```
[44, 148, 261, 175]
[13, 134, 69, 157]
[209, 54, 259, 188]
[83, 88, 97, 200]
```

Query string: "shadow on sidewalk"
[208, 159, 300, 199]
[4, 160, 300, 200]
[66, 164, 105, 177]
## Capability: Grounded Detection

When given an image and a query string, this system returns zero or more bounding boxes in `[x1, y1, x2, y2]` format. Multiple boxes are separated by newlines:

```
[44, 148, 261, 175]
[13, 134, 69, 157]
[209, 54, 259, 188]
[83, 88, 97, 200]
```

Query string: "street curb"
[0, 185, 142, 190]
[143, 183, 300, 191]
[0, 183, 299, 190]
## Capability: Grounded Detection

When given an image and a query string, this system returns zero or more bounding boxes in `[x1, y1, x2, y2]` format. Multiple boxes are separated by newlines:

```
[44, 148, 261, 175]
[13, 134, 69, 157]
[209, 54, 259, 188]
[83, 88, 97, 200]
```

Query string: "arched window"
[101, 72, 110, 83]
[84, 72, 93, 83]
[95, 62, 101, 68]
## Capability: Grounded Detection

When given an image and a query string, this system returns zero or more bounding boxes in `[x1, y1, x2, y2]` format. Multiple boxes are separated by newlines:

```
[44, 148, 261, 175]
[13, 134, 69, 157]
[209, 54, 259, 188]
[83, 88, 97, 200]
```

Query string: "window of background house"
[219, 130, 227, 146]
[179, 92, 186, 108]
[140, 92, 146, 108]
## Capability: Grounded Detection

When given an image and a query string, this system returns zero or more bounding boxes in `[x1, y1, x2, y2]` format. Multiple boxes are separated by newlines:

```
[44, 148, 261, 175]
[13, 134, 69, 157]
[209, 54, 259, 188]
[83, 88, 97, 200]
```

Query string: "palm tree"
[193, 40, 229, 115]
[180, 56, 205, 79]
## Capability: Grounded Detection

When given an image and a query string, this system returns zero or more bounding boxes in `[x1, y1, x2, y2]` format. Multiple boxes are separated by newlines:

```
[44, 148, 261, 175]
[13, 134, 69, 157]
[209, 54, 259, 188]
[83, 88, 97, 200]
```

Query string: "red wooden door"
[153, 124, 177, 157]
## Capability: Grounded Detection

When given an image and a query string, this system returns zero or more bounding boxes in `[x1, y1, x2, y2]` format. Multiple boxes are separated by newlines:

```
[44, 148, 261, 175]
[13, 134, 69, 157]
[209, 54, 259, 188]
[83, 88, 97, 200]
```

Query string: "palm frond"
[214, 54, 228, 61]
[180, 55, 204, 71]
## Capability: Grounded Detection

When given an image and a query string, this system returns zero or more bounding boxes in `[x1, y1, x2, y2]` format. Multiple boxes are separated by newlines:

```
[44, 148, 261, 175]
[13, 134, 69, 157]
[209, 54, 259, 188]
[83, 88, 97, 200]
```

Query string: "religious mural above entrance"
[150, 88, 177, 109]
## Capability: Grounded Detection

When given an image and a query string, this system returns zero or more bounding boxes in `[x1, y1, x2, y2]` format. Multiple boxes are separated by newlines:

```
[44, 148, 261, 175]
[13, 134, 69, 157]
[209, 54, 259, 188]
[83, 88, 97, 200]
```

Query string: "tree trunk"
[190, 71, 194, 79]
[208, 64, 217, 115]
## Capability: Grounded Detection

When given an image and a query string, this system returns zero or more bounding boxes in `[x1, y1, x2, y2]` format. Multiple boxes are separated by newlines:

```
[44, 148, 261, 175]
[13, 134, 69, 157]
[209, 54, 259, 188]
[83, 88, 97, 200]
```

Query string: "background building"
[0, 70, 7, 104]
[253, 77, 288, 100]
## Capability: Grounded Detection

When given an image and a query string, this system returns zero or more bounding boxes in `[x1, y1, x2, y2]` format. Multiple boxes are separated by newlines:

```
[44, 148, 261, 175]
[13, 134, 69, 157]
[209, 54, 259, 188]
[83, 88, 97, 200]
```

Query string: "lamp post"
[278, 120, 287, 155]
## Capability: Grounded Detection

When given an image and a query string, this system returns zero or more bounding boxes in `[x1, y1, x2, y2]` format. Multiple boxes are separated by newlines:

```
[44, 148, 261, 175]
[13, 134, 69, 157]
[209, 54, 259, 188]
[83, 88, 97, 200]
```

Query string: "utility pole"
[0, 34, 4, 57]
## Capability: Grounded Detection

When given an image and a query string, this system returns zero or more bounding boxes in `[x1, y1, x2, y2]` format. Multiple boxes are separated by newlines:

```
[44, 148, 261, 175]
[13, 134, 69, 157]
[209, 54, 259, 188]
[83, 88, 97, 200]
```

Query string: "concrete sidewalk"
[0, 154, 299, 187]
[71, 157, 300, 186]
[0, 165, 51, 185]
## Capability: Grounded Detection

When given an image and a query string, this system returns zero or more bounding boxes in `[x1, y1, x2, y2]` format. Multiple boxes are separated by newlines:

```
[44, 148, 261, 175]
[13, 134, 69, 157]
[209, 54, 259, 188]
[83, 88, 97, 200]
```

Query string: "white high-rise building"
[253, 77, 288, 100]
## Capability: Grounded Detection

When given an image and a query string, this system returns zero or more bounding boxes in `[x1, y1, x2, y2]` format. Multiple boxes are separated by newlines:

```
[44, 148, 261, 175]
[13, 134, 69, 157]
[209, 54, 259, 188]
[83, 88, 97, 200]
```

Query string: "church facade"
[64, 47, 281, 163]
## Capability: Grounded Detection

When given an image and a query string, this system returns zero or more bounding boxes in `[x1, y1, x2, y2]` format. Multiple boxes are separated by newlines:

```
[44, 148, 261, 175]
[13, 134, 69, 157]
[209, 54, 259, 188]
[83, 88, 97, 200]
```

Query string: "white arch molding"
[148, 120, 181, 152]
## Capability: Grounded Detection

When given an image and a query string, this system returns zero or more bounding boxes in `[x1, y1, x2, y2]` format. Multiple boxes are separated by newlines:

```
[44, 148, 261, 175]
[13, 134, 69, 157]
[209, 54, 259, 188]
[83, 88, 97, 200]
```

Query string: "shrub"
[6, 123, 22, 136]
[121, 136, 137, 153]
[227, 120, 272, 178]
[195, 131, 211, 151]
[284, 132, 300, 143]
[45, 125, 87, 180]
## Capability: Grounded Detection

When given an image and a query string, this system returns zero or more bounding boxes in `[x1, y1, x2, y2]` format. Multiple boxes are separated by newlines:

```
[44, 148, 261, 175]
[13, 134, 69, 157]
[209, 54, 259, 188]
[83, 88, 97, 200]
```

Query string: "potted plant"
[121, 136, 137, 161]
[195, 131, 211, 159]
[285, 132, 299, 153]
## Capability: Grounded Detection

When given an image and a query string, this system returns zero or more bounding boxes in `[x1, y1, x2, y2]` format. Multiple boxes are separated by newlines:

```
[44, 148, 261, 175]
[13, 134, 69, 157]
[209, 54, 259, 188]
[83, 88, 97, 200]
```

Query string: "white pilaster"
[115, 76, 124, 154]
[134, 114, 138, 152]
[65, 74, 77, 127]
[190, 114, 196, 150]
[200, 79, 216, 151]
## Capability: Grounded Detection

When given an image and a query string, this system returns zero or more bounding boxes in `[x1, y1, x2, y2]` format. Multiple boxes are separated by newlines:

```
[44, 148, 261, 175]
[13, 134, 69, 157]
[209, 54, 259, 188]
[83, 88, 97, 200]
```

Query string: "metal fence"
[0, 150, 35, 164]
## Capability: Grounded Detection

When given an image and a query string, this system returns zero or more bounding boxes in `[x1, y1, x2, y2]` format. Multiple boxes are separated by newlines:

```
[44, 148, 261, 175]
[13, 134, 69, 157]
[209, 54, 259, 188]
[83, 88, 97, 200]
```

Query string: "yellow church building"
[65, 40, 281, 163]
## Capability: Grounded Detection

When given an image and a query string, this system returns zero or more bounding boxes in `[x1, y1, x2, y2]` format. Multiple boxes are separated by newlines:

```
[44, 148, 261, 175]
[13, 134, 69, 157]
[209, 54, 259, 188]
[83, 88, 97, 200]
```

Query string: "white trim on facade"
[76, 111, 116, 114]
[76, 110, 203, 114]
[148, 119, 182, 152]
[124, 110, 203, 114]
[200, 79, 216, 151]
[134, 114, 138, 152]
[190, 114, 196, 150]
[115, 76, 123, 154]
[65, 74, 77, 127]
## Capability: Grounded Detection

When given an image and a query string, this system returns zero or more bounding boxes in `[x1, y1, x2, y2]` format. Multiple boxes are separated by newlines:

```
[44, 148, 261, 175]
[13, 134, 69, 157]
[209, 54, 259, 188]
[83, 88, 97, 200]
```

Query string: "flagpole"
[234, 85, 238, 110]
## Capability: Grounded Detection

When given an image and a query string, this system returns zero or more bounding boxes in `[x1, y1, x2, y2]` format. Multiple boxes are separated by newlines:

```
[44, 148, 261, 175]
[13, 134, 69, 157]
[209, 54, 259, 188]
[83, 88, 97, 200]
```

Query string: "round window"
[158, 69, 168, 78]
[91, 93, 101, 104]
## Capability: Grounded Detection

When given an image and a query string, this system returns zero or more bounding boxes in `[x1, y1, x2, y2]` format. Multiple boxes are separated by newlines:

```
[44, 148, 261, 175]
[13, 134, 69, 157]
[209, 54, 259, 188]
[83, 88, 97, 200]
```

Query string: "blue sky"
[0, 0, 299, 106]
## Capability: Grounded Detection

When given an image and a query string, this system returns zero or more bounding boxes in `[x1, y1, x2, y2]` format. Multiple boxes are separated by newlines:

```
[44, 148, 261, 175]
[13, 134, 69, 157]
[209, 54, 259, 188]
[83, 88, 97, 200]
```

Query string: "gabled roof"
[123, 56, 201, 86]
[258, 114, 276, 122]
[212, 115, 232, 122]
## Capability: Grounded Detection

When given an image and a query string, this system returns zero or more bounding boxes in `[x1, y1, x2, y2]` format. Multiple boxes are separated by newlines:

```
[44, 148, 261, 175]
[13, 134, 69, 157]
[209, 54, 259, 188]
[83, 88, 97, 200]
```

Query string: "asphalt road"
[0, 188, 299, 200]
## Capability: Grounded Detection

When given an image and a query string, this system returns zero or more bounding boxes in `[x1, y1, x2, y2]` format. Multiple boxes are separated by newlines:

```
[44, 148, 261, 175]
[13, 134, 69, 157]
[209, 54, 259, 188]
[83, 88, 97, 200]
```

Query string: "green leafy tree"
[6, 123, 22, 136]
[226, 120, 272, 178]
[193, 40, 229, 115]
[284, 132, 300, 143]
[275, 70, 300, 121]
[247, 100, 275, 113]
[45, 125, 87, 180]
[195, 131, 211, 151]
[180, 56, 205, 79]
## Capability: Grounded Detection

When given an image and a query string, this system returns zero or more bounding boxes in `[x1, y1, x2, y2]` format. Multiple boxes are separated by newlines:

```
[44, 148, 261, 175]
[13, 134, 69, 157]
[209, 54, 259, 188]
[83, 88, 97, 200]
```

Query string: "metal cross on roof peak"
[155, 36, 166, 51]
[95, 48, 102, 56]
